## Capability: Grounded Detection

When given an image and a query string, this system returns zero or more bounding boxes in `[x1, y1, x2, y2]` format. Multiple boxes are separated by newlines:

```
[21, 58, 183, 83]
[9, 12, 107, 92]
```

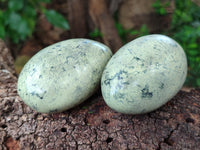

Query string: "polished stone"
[101, 34, 187, 114]
[18, 39, 112, 113]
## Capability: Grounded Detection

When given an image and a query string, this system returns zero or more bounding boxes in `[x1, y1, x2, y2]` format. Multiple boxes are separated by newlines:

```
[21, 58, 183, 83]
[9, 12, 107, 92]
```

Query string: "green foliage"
[115, 22, 149, 43]
[152, 0, 170, 15]
[170, 0, 200, 87]
[0, 0, 69, 43]
[44, 9, 70, 30]
[129, 24, 149, 37]
[115, 22, 127, 43]
[89, 28, 103, 38]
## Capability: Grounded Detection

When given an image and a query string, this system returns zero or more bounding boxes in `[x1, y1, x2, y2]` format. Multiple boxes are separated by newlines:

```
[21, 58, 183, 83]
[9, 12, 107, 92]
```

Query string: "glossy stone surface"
[17, 39, 112, 113]
[101, 34, 187, 114]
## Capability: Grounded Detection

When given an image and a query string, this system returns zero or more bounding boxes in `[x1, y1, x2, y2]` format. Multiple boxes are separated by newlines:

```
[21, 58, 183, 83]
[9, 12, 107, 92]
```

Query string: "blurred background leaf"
[44, 9, 70, 30]
[0, 0, 69, 43]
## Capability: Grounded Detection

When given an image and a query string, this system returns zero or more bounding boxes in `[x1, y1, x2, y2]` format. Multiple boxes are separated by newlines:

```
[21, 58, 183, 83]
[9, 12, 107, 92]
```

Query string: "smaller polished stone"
[17, 39, 112, 113]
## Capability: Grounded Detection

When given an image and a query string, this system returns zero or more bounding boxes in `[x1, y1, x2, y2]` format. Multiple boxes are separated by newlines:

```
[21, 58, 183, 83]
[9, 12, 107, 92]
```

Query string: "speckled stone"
[101, 34, 187, 114]
[17, 39, 112, 113]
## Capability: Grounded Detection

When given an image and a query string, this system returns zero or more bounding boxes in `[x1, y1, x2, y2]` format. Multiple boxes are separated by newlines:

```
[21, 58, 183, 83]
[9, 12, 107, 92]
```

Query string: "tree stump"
[119, 0, 175, 33]
[89, 0, 123, 53]
[0, 40, 200, 150]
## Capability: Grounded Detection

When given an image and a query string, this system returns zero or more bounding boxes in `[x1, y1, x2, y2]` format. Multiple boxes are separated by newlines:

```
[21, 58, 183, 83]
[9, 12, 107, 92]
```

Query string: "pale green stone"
[17, 39, 112, 113]
[101, 34, 187, 114]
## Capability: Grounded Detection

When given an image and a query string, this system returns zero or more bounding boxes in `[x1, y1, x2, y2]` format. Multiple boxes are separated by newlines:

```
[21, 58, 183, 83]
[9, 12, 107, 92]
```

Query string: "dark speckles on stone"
[113, 56, 117, 59]
[155, 62, 160, 67]
[114, 92, 125, 101]
[49, 109, 58, 113]
[30, 92, 35, 96]
[39, 75, 42, 79]
[126, 98, 135, 104]
[170, 42, 178, 47]
[92, 69, 98, 75]
[104, 79, 111, 86]
[62, 67, 66, 72]
[116, 70, 128, 80]
[127, 49, 133, 54]
[36, 93, 44, 100]
[30, 68, 36, 76]
[118, 93, 125, 99]
[65, 56, 74, 64]
[78, 51, 86, 57]
[30, 91, 47, 100]
[31, 104, 38, 111]
[76, 45, 80, 48]
[104, 70, 128, 86]
[116, 83, 123, 89]
[133, 57, 141, 61]
[100, 48, 106, 53]
[163, 66, 168, 70]
[82, 41, 89, 44]
[143, 69, 147, 73]
[122, 82, 130, 85]
[160, 72, 166, 76]
[159, 83, 164, 89]
[153, 45, 162, 51]
[128, 66, 134, 69]
[141, 85, 153, 99]
[75, 86, 82, 94]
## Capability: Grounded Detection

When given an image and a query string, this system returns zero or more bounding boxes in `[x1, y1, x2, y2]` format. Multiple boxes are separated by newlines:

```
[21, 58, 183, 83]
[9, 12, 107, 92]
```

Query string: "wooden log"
[67, 0, 88, 38]
[108, 0, 123, 15]
[0, 39, 16, 76]
[89, 0, 123, 53]
[1, 40, 200, 149]
[119, 0, 175, 32]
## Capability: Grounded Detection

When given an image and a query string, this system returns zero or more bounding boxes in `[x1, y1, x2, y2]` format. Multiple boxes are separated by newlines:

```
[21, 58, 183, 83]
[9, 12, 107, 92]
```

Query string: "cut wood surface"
[1, 40, 200, 149]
